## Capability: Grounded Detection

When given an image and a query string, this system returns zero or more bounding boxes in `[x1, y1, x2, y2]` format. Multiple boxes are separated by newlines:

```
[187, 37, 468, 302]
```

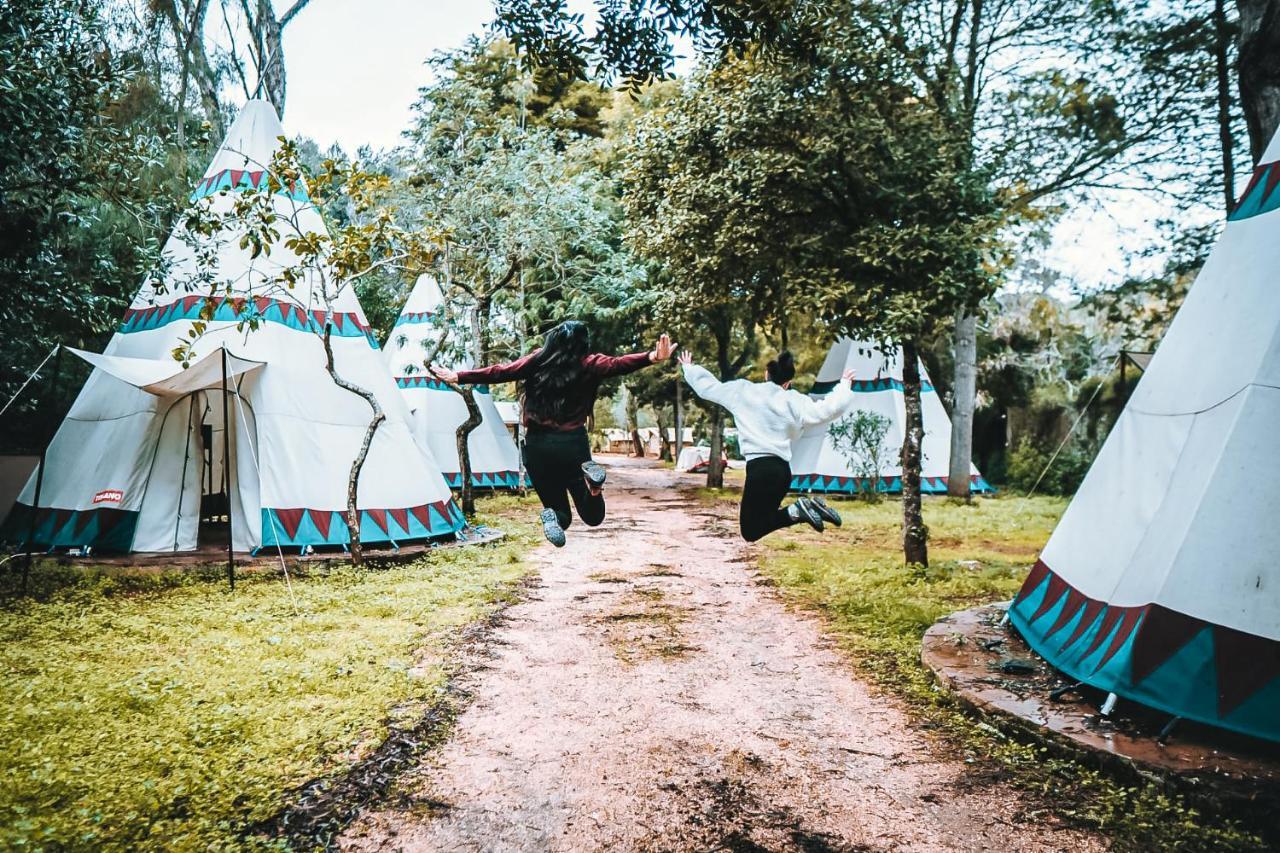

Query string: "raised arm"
[587, 333, 678, 378]
[432, 350, 540, 386]
[790, 369, 857, 427]
[679, 351, 737, 409]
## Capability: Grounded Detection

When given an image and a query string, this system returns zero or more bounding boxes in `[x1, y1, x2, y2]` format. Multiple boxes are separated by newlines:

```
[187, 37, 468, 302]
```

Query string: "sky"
[277, 0, 1170, 293]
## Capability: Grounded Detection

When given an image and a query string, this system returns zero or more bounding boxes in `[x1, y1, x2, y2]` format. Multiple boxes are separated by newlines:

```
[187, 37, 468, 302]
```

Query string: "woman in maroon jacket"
[430, 321, 675, 546]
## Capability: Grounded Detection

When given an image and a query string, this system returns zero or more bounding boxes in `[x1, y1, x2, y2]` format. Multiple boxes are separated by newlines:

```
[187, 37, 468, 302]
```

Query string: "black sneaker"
[808, 495, 842, 527]
[540, 508, 566, 547]
[581, 461, 607, 495]
[790, 499, 824, 533]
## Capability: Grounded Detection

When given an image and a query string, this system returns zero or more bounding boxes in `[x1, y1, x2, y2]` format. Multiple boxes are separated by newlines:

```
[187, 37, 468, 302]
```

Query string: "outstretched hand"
[677, 350, 693, 366]
[429, 365, 459, 385]
[842, 368, 857, 385]
[650, 334, 677, 362]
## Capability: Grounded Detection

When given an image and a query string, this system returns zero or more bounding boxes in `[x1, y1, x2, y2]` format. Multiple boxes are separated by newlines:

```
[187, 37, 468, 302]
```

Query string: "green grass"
[750, 493, 1269, 852]
[0, 499, 539, 851]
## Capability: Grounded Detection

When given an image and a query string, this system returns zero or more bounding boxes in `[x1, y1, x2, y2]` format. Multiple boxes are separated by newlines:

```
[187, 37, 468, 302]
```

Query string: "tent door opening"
[196, 391, 235, 551]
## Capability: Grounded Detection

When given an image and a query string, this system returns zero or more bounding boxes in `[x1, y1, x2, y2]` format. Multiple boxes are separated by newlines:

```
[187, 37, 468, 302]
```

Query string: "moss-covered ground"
[698, 489, 1270, 852]
[0, 496, 539, 851]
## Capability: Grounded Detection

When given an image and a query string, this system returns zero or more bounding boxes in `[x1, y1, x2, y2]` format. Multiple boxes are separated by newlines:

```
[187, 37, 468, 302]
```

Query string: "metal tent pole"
[22, 344, 64, 594]
[222, 347, 234, 591]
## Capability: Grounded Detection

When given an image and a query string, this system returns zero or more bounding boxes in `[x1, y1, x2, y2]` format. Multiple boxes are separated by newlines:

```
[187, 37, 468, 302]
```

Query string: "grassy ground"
[724, 491, 1269, 852]
[0, 496, 539, 851]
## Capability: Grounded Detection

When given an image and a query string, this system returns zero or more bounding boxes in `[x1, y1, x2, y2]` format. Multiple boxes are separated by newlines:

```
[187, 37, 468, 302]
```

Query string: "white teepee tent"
[789, 338, 991, 494]
[2, 101, 464, 553]
[1009, 135, 1280, 743]
[383, 275, 523, 489]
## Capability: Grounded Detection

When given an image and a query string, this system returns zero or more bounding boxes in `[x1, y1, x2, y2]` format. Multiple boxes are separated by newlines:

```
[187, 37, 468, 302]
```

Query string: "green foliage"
[756, 494, 1268, 851]
[0, 508, 537, 849]
[398, 38, 641, 363]
[0, 0, 198, 449]
[827, 410, 892, 502]
[1006, 436, 1095, 496]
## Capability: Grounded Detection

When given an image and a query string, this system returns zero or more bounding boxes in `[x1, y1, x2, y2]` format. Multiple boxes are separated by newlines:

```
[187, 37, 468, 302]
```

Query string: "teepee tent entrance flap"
[67, 347, 265, 397]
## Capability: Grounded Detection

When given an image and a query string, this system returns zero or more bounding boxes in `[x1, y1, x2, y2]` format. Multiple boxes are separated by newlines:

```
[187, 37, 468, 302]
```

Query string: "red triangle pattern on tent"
[1079, 605, 1126, 662]
[1019, 563, 1280, 716]
[308, 508, 333, 540]
[51, 508, 74, 536]
[1093, 607, 1144, 672]
[1128, 605, 1208, 685]
[73, 508, 97, 538]
[274, 508, 306, 540]
[389, 508, 409, 535]
[1058, 599, 1104, 654]
[1043, 587, 1088, 641]
[1213, 624, 1280, 716]
[1030, 572, 1071, 623]
[409, 504, 432, 531]
[365, 508, 388, 536]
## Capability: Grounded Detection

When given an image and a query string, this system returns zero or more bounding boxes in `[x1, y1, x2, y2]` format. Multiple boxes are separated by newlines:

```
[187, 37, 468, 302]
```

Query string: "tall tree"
[497, 0, 1243, 499]
[1236, 0, 1280, 162]
[0, 0, 189, 449]
[622, 41, 999, 559]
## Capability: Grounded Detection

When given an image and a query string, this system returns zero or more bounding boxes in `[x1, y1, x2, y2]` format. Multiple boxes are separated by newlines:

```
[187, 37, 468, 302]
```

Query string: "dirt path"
[341, 458, 1103, 852]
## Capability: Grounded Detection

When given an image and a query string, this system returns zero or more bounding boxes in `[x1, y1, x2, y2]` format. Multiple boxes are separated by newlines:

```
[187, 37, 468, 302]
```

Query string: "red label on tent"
[93, 489, 124, 504]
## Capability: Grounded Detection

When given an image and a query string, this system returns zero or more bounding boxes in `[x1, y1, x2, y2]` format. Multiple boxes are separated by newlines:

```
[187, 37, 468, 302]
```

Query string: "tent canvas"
[1008, 131, 1280, 743]
[2, 100, 464, 554]
[383, 274, 523, 489]
[789, 338, 992, 495]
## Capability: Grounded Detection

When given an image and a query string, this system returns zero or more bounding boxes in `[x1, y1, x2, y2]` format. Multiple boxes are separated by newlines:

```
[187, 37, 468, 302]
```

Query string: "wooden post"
[222, 347, 234, 590]
[21, 345, 63, 594]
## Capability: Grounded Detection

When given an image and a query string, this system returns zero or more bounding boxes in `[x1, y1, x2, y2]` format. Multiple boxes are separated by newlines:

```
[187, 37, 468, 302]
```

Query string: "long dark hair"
[523, 320, 591, 423]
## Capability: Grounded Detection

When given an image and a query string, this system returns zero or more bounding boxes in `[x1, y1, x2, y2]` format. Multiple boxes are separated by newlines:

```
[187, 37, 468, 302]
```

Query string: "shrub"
[827, 410, 893, 502]
[1006, 436, 1095, 495]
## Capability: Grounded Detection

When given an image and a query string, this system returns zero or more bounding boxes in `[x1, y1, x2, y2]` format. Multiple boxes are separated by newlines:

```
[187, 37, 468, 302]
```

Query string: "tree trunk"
[1236, 0, 1280, 164]
[625, 384, 645, 457]
[162, 0, 224, 138]
[901, 340, 929, 567]
[451, 385, 484, 519]
[706, 409, 725, 489]
[1217, 0, 1239, 210]
[471, 294, 492, 366]
[656, 407, 672, 462]
[947, 309, 977, 499]
[324, 326, 383, 566]
[254, 0, 287, 113]
[674, 376, 684, 461]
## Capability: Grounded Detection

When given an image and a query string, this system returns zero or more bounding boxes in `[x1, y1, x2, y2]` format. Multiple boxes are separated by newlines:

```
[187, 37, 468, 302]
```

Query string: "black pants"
[523, 427, 605, 529]
[740, 455, 797, 542]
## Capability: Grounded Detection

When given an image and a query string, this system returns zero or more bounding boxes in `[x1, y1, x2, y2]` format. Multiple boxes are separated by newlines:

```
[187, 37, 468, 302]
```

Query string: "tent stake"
[1156, 715, 1181, 745]
[21, 344, 63, 595]
[222, 348, 234, 591]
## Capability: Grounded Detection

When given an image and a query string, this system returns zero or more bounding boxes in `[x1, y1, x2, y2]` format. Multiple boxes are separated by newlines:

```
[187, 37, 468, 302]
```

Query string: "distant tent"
[790, 338, 992, 494]
[383, 274, 522, 489]
[2, 100, 464, 553]
[1009, 134, 1280, 743]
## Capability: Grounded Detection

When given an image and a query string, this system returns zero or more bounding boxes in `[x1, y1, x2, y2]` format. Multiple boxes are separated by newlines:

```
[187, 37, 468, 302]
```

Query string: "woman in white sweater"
[679, 350, 856, 541]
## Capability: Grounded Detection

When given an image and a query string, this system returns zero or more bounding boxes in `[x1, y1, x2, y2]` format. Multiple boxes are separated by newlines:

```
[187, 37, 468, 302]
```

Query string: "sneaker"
[540, 508, 566, 547]
[808, 495, 842, 527]
[789, 499, 824, 533]
[581, 461, 607, 495]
